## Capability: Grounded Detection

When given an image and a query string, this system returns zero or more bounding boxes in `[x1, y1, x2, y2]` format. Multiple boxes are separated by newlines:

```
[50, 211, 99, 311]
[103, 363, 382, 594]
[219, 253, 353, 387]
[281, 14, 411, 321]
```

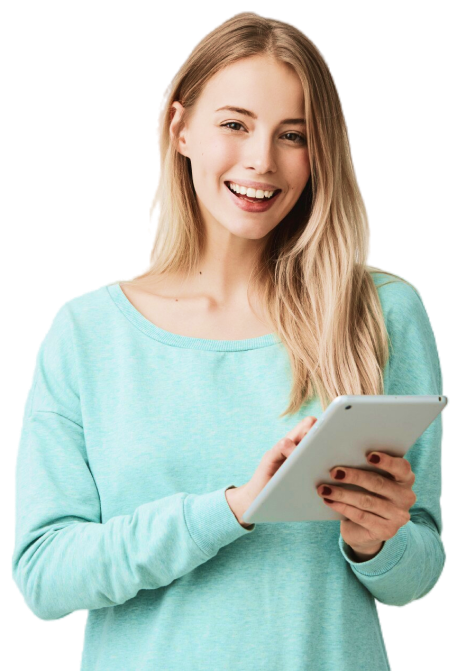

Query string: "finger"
[323, 497, 387, 532]
[366, 452, 415, 486]
[330, 462, 414, 508]
[286, 416, 317, 443]
[330, 466, 400, 504]
[318, 483, 410, 525]
[322, 497, 406, 539]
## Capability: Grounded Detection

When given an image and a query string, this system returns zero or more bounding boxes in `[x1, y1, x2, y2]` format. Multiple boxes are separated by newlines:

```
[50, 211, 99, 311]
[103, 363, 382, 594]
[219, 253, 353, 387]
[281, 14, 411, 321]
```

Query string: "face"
[170, 55, 311, 241]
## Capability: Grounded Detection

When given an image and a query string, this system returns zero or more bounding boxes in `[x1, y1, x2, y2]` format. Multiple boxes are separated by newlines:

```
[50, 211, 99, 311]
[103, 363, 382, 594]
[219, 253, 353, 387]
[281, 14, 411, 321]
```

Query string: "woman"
[12, 12, 445, 671]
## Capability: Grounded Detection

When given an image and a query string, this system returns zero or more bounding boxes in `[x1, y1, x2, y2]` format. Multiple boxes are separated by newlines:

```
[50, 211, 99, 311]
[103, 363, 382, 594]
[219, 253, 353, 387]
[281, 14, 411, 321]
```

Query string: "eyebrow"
[214, 105, 306, 126]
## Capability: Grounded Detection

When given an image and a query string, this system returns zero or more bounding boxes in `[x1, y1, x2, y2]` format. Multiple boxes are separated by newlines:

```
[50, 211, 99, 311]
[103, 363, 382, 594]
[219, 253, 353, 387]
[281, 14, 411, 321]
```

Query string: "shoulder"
[369, 270, 425, 324]
[369, 270, 441, 389]
[38, 283, 117, 361]
[65, 283, 115, 322]
[369, 270, 439, 362]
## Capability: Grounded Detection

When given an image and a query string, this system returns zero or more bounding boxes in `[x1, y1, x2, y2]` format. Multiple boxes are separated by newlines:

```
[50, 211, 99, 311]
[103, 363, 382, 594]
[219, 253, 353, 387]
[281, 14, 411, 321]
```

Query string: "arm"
[11, 304, 254, 621]
[337, 279, 446, 605]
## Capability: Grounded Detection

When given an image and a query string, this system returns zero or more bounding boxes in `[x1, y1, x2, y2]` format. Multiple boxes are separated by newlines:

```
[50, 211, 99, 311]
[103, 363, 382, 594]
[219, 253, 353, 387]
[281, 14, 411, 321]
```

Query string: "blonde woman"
[12, 12, 445, 671]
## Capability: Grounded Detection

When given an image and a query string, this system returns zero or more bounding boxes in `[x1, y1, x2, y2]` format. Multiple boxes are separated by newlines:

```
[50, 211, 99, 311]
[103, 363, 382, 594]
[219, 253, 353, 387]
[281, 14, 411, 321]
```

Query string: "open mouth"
[224, 181, 281, 203]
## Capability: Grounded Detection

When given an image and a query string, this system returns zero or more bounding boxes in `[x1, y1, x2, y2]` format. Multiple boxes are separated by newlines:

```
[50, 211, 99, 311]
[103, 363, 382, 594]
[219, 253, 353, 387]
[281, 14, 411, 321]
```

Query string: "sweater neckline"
[106, 282, 282, 351]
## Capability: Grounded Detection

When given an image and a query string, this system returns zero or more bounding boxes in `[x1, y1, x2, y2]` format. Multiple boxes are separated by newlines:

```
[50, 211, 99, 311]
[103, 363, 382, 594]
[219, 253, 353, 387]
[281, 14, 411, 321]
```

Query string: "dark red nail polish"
[335, 469, 345, 479]
[322, 486, 332, 495]
[369, 454, 380, 464]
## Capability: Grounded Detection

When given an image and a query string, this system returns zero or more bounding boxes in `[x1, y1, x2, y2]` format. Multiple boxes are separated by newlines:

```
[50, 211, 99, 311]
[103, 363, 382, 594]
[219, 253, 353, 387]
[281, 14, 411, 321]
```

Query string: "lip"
[224, 179, 281, 192]
[224, 181, 281, 213]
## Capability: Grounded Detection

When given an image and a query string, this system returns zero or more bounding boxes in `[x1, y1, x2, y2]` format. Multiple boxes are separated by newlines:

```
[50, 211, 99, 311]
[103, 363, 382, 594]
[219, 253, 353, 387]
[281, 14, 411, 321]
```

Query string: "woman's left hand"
[317, 452, 416, 558]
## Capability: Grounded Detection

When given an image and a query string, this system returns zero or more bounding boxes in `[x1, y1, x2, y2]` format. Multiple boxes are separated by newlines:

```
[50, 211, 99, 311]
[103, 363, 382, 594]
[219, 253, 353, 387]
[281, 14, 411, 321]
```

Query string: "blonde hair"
[115, 12, 417, 418]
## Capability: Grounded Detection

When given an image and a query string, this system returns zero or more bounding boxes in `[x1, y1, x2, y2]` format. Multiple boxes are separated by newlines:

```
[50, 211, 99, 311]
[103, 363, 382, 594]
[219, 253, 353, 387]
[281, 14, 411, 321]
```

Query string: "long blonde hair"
[115, 12, 417, 418]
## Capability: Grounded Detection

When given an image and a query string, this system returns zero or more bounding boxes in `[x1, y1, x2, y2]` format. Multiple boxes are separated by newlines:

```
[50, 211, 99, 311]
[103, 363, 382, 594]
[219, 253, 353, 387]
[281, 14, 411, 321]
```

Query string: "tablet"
[242, 395, 448, 524]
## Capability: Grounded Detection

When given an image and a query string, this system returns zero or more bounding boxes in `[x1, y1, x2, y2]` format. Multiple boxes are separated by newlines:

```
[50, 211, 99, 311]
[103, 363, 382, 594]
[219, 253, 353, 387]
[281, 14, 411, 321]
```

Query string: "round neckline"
[106, 282, 281, 351]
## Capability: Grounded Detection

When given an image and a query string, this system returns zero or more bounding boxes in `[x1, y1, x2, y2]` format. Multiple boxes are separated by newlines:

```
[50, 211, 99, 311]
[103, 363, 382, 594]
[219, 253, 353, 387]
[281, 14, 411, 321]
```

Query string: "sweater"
[12, 271, 446, 671]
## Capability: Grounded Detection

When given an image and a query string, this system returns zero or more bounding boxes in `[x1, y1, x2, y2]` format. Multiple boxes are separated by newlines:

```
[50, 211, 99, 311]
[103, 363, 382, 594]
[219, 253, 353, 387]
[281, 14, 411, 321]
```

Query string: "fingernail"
[334, 469, 346, 479]
[369, 453, 380, 464]
[321, 486, 332, 495]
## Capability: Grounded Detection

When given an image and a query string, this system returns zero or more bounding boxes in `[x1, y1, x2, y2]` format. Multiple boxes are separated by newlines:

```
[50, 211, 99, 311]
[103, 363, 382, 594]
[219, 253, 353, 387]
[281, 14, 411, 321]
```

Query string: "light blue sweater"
[12, 272, 445, 670]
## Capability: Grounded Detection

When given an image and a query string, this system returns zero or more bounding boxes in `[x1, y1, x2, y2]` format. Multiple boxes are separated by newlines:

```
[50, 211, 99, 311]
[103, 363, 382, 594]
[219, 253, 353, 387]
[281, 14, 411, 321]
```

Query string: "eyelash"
[220, 122, 306, 145]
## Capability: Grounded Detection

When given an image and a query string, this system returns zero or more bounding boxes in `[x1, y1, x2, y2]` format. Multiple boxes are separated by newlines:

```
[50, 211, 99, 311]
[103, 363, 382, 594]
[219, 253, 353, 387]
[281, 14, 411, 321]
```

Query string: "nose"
[242, 131, 277, 175]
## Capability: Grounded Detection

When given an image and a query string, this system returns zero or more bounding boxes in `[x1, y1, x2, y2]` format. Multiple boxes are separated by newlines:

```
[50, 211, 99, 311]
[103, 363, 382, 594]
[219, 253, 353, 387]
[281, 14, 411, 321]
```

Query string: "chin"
[223, 222, 277, 240]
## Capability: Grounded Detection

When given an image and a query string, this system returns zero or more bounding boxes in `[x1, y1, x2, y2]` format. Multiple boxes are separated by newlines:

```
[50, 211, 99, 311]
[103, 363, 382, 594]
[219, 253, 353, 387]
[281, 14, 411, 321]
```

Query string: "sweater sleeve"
[337, 279, 446, 605]
[11, 303, 255, 621]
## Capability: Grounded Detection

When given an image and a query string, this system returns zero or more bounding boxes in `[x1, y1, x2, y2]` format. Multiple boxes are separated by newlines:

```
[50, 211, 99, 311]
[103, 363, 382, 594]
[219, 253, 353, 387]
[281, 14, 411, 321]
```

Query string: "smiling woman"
[12, 10, 445, 671]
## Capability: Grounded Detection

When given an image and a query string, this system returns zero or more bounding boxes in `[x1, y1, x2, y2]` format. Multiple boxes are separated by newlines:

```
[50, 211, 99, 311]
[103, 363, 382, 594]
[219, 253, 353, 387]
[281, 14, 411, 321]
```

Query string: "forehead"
[198, 57, 305, 117]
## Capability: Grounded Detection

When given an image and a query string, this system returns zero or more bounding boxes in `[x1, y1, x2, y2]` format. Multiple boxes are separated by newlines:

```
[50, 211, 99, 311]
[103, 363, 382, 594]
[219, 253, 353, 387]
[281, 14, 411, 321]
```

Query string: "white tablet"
[242, 395, 448, 524]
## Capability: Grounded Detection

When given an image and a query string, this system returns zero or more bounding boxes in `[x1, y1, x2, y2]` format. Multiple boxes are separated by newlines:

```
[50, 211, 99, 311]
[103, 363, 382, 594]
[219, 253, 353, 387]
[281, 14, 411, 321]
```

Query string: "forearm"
[338, 520, 446, 605]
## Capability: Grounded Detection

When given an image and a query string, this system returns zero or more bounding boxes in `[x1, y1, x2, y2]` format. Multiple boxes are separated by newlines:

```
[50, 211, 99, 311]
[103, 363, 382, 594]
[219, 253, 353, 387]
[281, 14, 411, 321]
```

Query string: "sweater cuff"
[183, 485, 255, 557]
[338, 524, 408, 576]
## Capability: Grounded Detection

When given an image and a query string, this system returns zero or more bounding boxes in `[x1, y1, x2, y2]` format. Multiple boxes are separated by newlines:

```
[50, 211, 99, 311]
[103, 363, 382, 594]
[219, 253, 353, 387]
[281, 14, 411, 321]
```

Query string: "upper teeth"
[227, 181, 277, 199]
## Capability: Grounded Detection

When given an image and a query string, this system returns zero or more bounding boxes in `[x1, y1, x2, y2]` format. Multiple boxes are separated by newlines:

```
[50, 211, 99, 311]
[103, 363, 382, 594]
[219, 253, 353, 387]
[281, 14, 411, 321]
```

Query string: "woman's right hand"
[226, 416, 318, 527]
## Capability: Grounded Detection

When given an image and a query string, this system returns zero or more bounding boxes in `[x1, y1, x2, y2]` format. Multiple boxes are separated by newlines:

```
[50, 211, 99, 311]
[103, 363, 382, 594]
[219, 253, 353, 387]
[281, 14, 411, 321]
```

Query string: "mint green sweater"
[12, 272, 445, 670]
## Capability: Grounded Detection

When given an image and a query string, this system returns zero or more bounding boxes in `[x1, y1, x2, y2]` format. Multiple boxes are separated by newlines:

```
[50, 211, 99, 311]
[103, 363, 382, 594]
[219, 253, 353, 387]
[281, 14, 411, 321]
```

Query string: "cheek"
[208, 137, 239, 173]
[286, 152, 311, 193]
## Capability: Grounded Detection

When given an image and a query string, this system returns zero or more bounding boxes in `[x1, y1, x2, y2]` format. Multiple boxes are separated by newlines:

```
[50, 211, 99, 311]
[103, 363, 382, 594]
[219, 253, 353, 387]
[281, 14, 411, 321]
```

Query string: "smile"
[226, 181, 279, 200]
[224, 181, 281, 213]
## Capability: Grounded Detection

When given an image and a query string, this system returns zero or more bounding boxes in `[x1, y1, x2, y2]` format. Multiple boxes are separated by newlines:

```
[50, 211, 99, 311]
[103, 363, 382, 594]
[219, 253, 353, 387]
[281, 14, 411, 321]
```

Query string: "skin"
[318, 451, 416, 561]
[169, 54, 311, 310]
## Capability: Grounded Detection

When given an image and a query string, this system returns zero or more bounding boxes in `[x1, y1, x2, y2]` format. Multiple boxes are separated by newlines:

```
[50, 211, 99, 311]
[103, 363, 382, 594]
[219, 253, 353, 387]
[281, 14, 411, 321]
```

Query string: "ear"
[169, 101, 190, 158]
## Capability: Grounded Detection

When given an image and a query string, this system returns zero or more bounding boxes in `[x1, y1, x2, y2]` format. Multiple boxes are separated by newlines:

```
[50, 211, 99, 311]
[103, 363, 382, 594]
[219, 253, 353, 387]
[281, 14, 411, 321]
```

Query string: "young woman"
[12, 12, 445, 671]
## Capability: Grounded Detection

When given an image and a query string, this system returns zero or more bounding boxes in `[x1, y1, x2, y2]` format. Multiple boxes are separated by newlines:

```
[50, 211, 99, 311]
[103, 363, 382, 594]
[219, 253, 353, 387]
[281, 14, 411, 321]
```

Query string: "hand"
[226, 416, 318, 527]
[316, 452, 416, 560]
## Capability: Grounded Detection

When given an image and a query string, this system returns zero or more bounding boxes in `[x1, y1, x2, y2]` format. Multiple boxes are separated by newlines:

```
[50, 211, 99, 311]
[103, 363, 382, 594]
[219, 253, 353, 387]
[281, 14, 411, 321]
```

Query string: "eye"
[220, 121, 306, 144]
[282, 132, 306, 145]
[221, 122, 244, 132]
